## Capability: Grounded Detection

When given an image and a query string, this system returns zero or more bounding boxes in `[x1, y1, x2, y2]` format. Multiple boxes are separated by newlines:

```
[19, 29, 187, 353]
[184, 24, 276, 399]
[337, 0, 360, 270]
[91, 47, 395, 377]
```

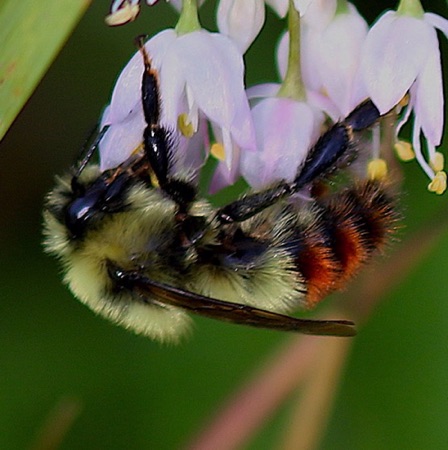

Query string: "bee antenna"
[74, 125, 110, 179]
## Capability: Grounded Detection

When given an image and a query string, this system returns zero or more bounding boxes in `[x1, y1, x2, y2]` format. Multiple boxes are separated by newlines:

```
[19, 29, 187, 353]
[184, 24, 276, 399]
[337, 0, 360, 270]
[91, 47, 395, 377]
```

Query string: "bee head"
[65, 171, 132, 239]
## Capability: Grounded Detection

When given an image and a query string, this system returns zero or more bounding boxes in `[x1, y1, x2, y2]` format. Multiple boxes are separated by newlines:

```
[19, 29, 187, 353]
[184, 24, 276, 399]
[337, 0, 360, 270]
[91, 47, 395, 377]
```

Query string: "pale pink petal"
[317, 5, 368, 115]
[106, 29, 177, 124]
[300, 26, 324, 93]
[230, 95, 257, 150]
[348, 69, 369, 115]
[361, 12, 434, 114]
[413, 41, 444, 146]
[99, 110, 146, 171]
[424, 12, 448, 37]
[172, 31, 245, 128]
[302, 0, 336, 28]
[412, 116, 434, 179]
[217, 0, 265, 53]
[209, 160, 241, 193]
[241, 97, 324, 189]
[158, 49, 187, 125]
[306, 90, 340, 121]
[173, 117, 208, 177]
[247, 83, 280, 100]
[276, 31, 288, 80]
[265, 0, 288, 18]
[292, 0, 313, 16]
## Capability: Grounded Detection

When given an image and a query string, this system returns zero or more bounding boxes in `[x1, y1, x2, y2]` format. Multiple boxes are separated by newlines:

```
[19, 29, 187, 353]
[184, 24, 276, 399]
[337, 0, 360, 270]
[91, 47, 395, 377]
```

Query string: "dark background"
[2, 1, 448, 448]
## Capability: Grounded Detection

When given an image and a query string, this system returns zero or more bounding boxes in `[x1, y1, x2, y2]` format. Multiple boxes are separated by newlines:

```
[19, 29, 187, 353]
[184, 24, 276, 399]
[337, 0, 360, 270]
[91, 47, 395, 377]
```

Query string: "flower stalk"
[277, 0, 306, 101]
[175, 0, 201, 35]
[397, 0, 424, 18]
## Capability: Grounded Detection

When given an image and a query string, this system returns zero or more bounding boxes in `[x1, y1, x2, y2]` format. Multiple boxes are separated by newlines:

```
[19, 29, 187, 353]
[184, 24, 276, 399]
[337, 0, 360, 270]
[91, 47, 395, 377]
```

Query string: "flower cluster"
[102, 0, 448, 194]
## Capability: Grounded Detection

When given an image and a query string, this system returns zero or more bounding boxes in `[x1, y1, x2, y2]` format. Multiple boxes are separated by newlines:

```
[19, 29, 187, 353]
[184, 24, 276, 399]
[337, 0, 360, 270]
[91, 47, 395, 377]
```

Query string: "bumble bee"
[43, 38, 398, 342]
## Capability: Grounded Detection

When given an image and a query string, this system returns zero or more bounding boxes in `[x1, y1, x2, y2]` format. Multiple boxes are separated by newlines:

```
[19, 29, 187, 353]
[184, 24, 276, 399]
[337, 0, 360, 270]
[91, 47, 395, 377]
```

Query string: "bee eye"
[102, 173, 130, 212]
[65, 194, 98, 239]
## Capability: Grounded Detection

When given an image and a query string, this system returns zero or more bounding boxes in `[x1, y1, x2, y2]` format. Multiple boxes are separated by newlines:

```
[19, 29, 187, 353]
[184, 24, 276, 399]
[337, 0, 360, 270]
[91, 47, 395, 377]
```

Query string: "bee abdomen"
[293, 180, 398, 306]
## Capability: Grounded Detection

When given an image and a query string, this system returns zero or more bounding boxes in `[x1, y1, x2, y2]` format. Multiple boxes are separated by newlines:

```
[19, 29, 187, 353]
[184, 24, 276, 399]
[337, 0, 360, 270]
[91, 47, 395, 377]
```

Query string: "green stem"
[396, 0, 424, 18]
[175, 0, 201, 35]
[335, 0, 349, 15]
[277, 0, 306, 101]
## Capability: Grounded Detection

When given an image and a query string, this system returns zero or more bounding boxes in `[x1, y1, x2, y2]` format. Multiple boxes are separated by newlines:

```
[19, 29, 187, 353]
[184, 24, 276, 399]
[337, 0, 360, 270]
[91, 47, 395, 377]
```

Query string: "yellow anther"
[394, 140, 415, 161]
[428, 171, 447, 195]
[210, 143, 226, 161]
[398, 94, 410, 108]
[367, 158, 388, 181]
[177, 113, 195, 138]
[105, 2, 140, 26]
[430, 152, 444, 172]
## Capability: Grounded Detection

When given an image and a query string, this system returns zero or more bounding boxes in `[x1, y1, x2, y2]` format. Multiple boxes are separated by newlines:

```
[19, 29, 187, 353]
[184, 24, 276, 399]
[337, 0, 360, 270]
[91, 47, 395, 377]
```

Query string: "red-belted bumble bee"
[43, 37, 398, 342]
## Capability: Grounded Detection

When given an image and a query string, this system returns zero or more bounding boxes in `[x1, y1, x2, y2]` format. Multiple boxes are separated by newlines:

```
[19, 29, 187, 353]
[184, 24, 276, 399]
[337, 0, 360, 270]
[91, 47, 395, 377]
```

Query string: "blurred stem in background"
[187, 201, 448, 450]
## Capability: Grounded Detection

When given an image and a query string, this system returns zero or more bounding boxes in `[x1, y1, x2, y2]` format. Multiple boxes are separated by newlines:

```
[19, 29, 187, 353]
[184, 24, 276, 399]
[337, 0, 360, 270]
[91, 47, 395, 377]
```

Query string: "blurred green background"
[2, 1, 448, 449]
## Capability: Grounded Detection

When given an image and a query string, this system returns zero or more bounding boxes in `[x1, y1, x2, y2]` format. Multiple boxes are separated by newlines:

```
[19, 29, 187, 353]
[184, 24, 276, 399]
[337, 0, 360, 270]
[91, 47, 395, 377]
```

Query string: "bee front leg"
[136, 36, 198, 212]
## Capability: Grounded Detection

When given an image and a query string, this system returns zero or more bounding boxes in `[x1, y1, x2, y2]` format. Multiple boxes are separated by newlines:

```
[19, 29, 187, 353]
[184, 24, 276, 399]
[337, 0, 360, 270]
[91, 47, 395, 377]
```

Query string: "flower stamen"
[430, 152, 444, 172]
[428, 171, 447, 195]
[105, 0, 140, 26]
[210, 143, 226, 161]
[367, 158, 388, 180]
[394, 140, 415, 161]
[177, 113, 195, 138]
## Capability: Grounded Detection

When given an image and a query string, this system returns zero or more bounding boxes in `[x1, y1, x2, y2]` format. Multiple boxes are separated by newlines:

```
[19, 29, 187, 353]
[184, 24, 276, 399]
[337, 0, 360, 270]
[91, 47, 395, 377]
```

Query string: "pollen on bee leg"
[428, 171, 447, 195]
[394, 140, 415, 162]
[430, 152, 444, 173]
[367, 158, 388, 181]
[210, 143, 226, 161]
[177, 113, 195, 138]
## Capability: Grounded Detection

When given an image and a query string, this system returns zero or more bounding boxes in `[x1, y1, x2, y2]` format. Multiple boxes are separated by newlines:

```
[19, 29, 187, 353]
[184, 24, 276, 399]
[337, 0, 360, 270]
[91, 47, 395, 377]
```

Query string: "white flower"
[216, 0, 315, 53]
[239, 85, 325, 190]
[277, 2, 368, 117]
[217, 0, 265, 53]
[99, 29, 255, 173]
[361, 9, 448, 183]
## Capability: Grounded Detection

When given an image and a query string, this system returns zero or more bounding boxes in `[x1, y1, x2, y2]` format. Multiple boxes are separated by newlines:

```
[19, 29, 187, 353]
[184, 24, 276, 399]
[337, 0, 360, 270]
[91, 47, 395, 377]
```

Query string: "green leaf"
[0, 0, 91, 140]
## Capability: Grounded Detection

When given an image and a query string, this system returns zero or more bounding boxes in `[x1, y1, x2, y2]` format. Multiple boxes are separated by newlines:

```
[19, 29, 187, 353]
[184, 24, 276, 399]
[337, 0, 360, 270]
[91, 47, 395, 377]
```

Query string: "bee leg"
[136, 36, 197, 212]
[293, 99, 381, 189]
[216, 100, 382, 224]
[217, 183, 292, 223]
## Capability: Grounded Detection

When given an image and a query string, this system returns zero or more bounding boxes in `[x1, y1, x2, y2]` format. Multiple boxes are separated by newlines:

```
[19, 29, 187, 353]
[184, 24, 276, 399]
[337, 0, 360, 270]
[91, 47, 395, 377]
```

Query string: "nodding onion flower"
[104, 0, 448, 195]
[361, 0, 448, 194]
[100, 5, 256, 183]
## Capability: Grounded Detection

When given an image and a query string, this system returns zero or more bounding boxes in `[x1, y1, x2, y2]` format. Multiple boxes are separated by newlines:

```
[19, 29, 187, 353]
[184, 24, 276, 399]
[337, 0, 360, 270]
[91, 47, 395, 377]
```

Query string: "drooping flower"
[232, 2, 327, 192]
[217, 0, 265, 53]
[216, 0, 316, 55]
[99, 28, 255, 174]
[360, 0, 448, 192]
[240, 89, 325, 190]
[277, 1, 368, 117]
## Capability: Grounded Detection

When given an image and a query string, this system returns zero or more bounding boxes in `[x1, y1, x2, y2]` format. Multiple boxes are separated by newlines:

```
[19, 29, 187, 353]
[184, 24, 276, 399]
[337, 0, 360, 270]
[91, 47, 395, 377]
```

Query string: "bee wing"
[113, 268, 356, 337]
